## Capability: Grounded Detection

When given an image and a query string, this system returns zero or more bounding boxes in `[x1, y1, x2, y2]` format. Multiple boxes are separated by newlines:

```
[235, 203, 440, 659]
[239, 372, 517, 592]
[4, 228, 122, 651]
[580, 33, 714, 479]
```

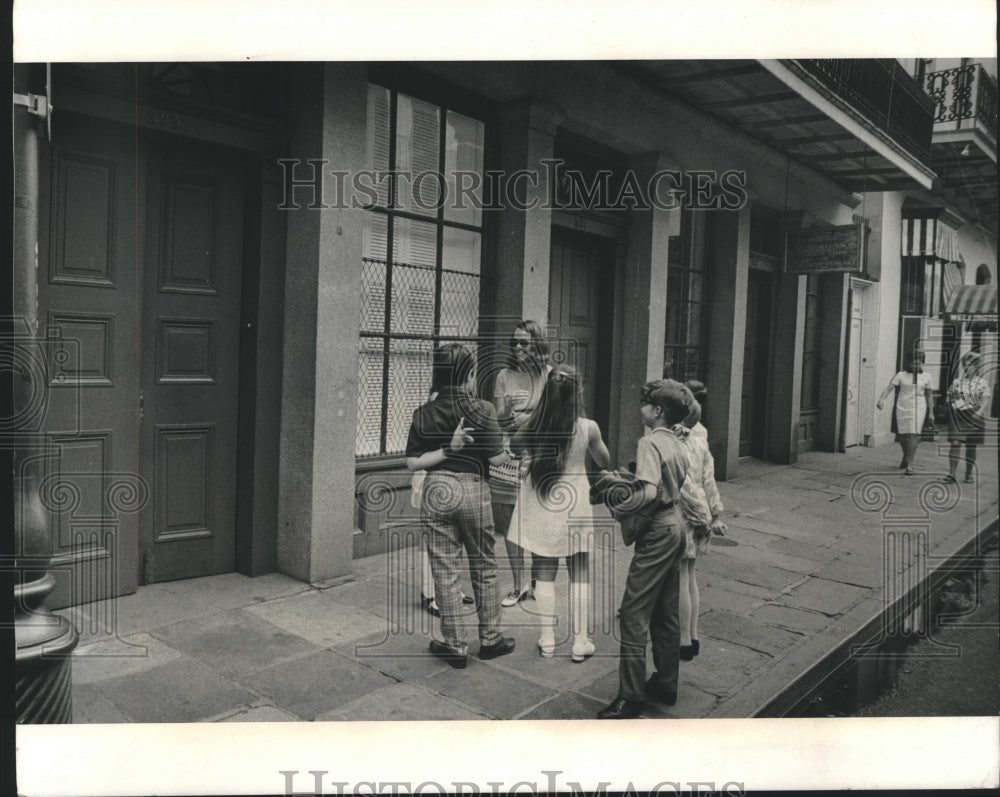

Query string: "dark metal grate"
[357, 258, 480, 457]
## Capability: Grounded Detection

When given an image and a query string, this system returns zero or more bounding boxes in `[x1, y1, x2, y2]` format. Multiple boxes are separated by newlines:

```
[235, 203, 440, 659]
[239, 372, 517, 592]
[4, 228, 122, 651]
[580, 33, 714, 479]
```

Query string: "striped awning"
[944, 284, 998, 322]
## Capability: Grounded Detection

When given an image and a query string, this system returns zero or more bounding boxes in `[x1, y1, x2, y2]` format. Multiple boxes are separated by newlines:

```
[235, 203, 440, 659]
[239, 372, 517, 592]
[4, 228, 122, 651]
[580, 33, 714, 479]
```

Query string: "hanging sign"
[784, 222, 869, 275]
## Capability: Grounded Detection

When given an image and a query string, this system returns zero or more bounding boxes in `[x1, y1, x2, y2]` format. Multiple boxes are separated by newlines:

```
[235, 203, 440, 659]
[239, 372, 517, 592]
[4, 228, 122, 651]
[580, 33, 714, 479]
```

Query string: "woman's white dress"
[508, 418, 595, 558]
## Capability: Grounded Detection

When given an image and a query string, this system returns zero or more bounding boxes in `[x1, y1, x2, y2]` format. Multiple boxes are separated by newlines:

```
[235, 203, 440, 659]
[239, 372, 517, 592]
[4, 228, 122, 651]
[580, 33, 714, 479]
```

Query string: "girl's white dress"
[508, 418, 596, 558]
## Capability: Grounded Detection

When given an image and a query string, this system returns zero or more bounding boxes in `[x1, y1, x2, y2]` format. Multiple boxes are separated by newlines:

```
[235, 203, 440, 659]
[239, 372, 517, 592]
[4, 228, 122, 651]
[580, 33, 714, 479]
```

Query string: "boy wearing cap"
[597, 379, 695, 720]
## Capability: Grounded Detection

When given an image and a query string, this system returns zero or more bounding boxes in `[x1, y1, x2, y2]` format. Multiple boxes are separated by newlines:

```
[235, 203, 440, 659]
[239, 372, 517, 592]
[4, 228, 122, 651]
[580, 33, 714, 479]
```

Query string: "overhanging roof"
[617, 59, 938, 194]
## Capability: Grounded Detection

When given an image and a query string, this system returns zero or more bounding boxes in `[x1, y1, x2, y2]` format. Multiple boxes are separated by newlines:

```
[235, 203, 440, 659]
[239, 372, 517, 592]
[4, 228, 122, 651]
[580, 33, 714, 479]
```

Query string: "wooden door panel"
[37, 114, 141, 608]
[139, 139, 244, 583]
[549, 228, 609, 422]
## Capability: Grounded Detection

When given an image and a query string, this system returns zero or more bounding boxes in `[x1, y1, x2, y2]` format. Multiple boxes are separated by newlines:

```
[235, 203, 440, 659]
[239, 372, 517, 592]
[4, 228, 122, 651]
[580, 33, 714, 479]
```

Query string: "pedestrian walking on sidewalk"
[508, 365, 610, 662]
[492, 320, 550, 607]
[679, 380, 728, 661]
[945, 351, 990, 484]
[877, 350, 933, 476]
[597, 379, 694, 720]
[405, 343, 516, 669]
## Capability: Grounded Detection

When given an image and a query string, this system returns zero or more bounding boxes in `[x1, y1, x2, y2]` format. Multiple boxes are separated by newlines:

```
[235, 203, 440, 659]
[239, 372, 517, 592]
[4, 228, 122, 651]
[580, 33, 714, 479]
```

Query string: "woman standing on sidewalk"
[945, 351, 990, 484]
[493, 320, 551, 607]
[508, 365, 610, 661]
[877, 350, 934, 475]
[405, 343, 515, 668]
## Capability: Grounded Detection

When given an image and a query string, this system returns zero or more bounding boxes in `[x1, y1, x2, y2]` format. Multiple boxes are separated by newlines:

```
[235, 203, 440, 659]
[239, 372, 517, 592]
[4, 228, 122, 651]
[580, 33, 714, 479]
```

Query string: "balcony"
[790, 59, 937, 167]
[922, 63, 997, 235]
[925, 63, 998, 148]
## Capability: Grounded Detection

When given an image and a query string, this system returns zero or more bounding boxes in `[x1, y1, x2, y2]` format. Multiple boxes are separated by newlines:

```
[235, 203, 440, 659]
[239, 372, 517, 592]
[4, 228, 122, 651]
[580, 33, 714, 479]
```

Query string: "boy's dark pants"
[617, 508, 684, 701]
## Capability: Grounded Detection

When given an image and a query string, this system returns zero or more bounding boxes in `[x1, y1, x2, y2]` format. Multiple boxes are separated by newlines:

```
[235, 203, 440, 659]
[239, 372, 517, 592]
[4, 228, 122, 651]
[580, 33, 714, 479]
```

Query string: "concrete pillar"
[491, 99, 564, 330]
[765, 272, 806, 464]
[277, 63, 367, 585]
[868, 192, 904, 446]
[816, 272, 851, 452]
[613, 152, 674, 466]
[705, 204, 751, 480]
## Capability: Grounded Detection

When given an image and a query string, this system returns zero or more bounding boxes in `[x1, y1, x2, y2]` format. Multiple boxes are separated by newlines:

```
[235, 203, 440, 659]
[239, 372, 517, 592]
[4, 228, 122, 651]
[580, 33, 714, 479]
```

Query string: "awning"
[944, 284, 998, 323]
[935, 223, 962, 263]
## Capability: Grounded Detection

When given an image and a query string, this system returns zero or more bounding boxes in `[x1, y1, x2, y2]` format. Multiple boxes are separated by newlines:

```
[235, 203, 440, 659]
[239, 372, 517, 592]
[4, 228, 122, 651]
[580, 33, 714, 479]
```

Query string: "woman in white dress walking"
[508, 365, 611, 661]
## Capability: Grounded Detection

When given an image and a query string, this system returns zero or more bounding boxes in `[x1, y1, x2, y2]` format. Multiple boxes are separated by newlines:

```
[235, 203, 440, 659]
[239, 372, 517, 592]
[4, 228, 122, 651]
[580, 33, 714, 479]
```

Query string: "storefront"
[15, 59, 941, 604]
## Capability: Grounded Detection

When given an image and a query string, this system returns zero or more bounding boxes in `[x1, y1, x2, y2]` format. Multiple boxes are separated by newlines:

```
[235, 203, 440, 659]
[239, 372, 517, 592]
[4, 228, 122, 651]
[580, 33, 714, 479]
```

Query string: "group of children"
[404, 321, 726, 719]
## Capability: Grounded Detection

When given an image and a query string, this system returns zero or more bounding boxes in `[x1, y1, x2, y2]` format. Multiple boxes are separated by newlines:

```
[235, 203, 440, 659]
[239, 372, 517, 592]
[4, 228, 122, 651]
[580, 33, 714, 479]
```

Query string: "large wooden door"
[548, 228, 614, 431]
[740, 267, 773, 458]
[37, 113, 142, 606]
[37, 114, 247, 603]
[138, 137, 245, 584]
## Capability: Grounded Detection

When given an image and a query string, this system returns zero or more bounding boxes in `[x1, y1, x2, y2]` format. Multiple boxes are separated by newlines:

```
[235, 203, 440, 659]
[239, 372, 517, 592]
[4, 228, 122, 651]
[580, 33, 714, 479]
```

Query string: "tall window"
[664, 211, 709, 382]
[357, 85, 486, 457]
[800, 275, 823, 412]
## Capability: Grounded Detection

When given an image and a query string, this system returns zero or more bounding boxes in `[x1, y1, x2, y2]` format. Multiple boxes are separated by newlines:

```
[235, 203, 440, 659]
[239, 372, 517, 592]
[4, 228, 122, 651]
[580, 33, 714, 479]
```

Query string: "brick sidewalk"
[59, 438, 999, 722]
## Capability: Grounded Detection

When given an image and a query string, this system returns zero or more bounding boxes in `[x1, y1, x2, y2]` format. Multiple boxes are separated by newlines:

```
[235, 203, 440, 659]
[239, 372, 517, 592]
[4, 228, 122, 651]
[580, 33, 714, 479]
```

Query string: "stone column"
[705, 204, 751, 480]
[491, 99, 564, 327]
[277, 63, 367, 585]
[613, 152, 674, 465]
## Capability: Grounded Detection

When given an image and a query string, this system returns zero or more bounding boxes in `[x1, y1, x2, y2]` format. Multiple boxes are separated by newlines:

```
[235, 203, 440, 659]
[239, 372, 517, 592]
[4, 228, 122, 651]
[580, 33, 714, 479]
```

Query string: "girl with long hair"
[508, 365, 611, 661]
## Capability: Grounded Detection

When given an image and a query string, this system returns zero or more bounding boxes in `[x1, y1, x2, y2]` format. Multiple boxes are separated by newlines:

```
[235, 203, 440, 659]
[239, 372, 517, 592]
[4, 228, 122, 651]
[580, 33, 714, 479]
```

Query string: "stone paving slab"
[698, 573, 776, 601]
[712, 542, 825, 576]
[750, 604, 833, 636]
[423, 659, 559, 719]
[240, 649, 395, 720]
[72, 686, 133, 723]
[697, 585, 770, 615]
[217, 705, 301, 722]
[699, 609, 803, 655]
[812, 558, 885, 589]
[343, 629, 457, 682]
[152, 608, 322, 679]
[696, 555, 805, 592]
[766, 538, 840, 562]
[645, 686, 720, 718]
[72, 632, 182, 685]
[315, 682, 488, 722]
[245, 590, 388, 649]
[679, 640, 771, 699]
[89, 659, 259, 723]
[519, 691, 608, 720]
[781, 577, 871, 616]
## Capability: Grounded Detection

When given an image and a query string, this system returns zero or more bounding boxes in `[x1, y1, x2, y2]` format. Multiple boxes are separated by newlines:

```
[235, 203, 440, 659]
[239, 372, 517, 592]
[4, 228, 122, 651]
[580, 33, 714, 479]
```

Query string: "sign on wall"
[784, 222, 869, 276]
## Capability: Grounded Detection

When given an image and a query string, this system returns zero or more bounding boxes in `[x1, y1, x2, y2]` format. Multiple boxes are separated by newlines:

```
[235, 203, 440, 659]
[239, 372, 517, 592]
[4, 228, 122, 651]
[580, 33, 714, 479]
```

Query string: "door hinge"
[140, 550, 152, 585]
[139, 389, 145, 423]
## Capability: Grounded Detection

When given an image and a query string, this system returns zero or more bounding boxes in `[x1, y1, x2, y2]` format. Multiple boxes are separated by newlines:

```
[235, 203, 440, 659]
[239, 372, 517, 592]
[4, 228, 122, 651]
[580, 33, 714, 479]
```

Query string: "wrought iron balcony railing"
[790, 59, 936, 164]
[925, 63, 998, 144]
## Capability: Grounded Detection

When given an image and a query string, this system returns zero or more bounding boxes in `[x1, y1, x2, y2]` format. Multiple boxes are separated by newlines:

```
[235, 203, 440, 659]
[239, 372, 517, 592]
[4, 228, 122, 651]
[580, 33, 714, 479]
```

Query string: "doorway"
[38, 114, 248, 602]
[740, 264, 774, 458]
[843, 283, 868, 448]
[547, 227, 616, 434]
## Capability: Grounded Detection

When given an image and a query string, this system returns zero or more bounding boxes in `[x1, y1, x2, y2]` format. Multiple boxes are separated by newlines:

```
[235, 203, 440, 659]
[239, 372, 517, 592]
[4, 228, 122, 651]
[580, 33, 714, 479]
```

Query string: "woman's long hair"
[522, 365, 582, 500]
[507, 319, 550, 373]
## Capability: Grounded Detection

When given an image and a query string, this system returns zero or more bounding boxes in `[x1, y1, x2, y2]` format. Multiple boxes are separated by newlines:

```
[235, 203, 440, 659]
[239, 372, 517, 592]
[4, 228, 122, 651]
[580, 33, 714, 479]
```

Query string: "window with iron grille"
[663, 210, 709, 382]
[800, 274, 823, 411]
[357, 84, 486, 457]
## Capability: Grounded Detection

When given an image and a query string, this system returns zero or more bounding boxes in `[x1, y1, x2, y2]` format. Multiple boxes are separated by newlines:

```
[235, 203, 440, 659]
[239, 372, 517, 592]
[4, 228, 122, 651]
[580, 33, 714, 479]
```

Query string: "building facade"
[12, 59, 995, 608]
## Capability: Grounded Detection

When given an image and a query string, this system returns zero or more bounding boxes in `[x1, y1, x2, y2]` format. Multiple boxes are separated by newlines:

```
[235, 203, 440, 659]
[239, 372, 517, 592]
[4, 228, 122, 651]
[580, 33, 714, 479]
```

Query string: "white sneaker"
[571, 637, 596, 662]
